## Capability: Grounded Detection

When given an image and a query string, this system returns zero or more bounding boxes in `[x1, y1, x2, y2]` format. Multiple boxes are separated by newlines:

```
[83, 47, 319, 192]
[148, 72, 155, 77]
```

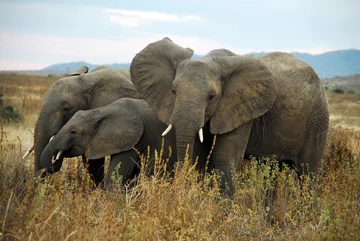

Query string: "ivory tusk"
[54, 151, 63, 163]
[49, 135, 55, 142]
[162, 124, 173, 137]
[22, 144, 34, 159]
[198, 128, 203, 143]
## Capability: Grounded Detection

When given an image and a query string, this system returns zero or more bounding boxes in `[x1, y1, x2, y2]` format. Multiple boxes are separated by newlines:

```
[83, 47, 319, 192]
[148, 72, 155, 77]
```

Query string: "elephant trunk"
[176, 125, 197, 163]
[172, 100, 205, 163]
[33, 109, 62, 174]
[40, 136, 64, 173]
[34, 114, 50, 174]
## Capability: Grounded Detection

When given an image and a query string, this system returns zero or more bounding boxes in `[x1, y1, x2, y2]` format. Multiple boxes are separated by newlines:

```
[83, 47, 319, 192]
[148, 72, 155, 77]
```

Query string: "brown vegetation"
[0, 73, 359, 240]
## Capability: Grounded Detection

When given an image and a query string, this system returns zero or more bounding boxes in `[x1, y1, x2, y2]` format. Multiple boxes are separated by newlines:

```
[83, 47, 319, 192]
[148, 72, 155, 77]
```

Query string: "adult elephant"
[23, 66, 140, 184]
[130, 37, 329, 196]
[39, 98, 177, 185]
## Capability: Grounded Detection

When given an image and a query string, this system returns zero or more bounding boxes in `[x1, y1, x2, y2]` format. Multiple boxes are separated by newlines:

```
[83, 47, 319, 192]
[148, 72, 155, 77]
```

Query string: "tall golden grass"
[0, 73, 359, 240]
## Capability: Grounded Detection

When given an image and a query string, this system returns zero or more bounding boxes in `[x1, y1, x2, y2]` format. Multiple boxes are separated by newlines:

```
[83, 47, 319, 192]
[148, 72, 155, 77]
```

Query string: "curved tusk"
[49, 135, 55, 143]
[22, 144, 34, 159]
[198, 128, 203, 143]
[53, 151, 63, 163]
[162, 124, 173, 137]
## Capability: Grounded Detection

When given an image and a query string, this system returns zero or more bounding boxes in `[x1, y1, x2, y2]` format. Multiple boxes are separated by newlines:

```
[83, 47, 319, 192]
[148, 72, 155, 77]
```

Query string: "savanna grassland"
[0, 73, 359, 240]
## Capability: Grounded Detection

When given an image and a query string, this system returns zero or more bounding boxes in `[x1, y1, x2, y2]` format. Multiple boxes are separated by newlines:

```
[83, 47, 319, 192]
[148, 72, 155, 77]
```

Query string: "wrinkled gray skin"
[33, 66, 139, 184]
[40, 98, 177, 185]
[130, 37, 329, 196]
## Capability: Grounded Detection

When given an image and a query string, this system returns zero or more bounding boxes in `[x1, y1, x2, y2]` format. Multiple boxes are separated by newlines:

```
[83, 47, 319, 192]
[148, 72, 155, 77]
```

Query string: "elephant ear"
[69, 66, 89, 76]
[130, 37, 194, 124]
[86, 99, 144, 159]
[210, 56, 278, 134]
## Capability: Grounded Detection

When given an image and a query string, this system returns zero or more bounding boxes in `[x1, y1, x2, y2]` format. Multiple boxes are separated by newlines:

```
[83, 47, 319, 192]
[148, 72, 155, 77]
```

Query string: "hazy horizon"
[1, 0, 359, 70]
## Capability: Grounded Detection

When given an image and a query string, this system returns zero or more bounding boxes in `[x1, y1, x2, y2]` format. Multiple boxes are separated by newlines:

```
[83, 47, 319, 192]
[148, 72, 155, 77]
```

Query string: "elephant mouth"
[161, 123, 205, 143]
[52, 150, 64, 164]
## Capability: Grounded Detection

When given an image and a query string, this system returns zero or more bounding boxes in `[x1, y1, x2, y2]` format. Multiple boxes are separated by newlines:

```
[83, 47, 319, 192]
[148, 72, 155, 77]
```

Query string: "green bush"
[332, 88, 344, 94]
[347, 89, 355, 94]
[0, 105, 22, 124]
[0, 94, 22, 124]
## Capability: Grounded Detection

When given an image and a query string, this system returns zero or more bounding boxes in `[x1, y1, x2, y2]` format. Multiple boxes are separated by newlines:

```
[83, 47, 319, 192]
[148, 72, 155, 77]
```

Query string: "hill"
[291, 49, 360, 78]
[41, 61, 130, 72]
[1, 49, 359, 78]
[248, 49, 360, 78]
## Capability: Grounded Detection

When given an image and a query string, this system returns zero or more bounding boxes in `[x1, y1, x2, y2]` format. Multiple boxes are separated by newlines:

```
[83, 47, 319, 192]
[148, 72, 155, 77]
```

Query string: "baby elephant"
[39, 98, 177, 185]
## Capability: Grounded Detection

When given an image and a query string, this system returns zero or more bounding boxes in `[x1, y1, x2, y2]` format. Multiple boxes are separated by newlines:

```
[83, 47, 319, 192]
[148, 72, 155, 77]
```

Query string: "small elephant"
[130, 37, 329, 196]
[39, 98, 177, 185]
[23, 66, 139, 184]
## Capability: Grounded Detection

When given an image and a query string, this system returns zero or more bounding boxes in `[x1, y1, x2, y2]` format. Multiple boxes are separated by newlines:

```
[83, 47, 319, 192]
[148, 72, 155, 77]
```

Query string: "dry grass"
[1, 74, 360, 240]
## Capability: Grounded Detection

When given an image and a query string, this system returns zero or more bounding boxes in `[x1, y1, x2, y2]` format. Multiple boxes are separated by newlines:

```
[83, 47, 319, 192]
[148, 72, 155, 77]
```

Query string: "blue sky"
[1, 0, 359, 70]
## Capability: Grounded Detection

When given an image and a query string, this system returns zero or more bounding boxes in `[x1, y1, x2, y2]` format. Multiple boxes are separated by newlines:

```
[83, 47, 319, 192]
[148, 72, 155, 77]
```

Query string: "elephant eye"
[70, 130, 76, 135]
[208, 93, 215, 100]
[63, 105, 70, 112]
[171, 89, 176, 95]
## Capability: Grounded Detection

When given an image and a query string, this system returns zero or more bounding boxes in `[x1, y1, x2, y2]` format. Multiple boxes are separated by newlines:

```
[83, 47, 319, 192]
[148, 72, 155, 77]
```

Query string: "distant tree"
[0, 94, 3, 107]
[0, 94, 22, 124]
[332, 88, 344, 94]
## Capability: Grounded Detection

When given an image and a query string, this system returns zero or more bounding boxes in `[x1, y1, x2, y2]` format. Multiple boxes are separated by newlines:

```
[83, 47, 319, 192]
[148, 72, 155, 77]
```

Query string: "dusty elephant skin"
[39, 98, 177, 185]
[30, 66, 139, 184]
[130, 37, 330, 196]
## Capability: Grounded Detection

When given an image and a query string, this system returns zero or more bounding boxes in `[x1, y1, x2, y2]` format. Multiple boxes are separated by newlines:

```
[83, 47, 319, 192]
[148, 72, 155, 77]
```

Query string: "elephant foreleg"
[211, 121, 253, 196]
[86, 157, 105, 186]
[105, 149, 140, 187]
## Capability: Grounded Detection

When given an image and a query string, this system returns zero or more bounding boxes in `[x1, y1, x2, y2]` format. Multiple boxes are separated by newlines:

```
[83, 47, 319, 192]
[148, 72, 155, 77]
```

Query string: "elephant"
[39, 98, 177, 185]
[130, 37, 329, 196]
[23, 66, 140, 184]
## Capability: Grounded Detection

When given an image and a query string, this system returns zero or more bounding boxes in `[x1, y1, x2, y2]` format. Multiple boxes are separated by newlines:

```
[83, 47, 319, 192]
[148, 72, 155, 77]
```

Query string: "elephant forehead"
[177, 60, 218, 78]
[45, 80, 77, 99]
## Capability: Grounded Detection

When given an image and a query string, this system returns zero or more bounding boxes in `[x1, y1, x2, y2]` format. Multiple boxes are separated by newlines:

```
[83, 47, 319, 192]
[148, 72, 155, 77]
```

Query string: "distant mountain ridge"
[2, 49, 359, 78]
[247, 49, 360, 78]
[41, 61, 131, 73]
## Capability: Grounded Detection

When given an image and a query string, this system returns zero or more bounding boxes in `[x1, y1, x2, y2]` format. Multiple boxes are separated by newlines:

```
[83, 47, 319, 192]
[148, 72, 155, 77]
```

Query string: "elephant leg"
[297, 131, 328, 177]
[105, 149, 139, 187]
[86, 157, 105, 186]
[211, 121, 253, 196]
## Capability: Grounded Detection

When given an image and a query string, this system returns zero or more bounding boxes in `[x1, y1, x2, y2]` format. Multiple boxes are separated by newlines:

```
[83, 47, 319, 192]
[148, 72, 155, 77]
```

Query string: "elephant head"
[40, 98, 176, 184]
[40, 98, 144, 172]
[28, 66, 139, 175]
[130, 38, 278, 164]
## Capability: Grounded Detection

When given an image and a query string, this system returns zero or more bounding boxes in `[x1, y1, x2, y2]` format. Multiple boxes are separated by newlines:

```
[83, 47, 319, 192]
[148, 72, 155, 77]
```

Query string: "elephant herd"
[23, 37, 329, 196]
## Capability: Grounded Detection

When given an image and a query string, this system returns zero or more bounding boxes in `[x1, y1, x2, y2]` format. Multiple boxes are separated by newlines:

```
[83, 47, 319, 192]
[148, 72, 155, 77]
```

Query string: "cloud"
[104, 9, 202, 27]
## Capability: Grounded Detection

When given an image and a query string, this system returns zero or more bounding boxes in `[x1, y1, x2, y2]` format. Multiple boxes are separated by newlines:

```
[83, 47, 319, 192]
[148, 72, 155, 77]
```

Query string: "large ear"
[210, 56, 278, 134]
[130, 37, 194, 124]
[86, 99, 144, 159]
